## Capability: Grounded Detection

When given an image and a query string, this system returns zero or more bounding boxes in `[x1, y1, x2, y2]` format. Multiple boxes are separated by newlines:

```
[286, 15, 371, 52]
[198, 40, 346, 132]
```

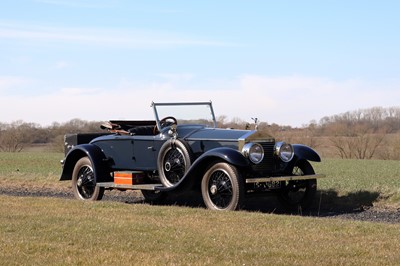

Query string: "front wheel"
[201, 162, 244, 211]
[72, 157, 104, 201]
[277, 160, 317, 211]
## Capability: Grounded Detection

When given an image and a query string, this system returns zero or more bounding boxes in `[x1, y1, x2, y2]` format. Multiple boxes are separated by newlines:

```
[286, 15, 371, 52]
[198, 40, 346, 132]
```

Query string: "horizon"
[1, 1, 399, 127]
[1, 104, 398, 129]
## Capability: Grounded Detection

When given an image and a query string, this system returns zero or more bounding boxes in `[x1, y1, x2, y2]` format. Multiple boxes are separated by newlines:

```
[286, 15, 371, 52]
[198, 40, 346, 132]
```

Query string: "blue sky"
[0, 0, 399, 127]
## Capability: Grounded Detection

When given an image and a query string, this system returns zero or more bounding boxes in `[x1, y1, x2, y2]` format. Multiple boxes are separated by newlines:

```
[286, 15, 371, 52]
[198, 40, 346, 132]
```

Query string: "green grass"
[0, 152, 61, 173]
[314, 159, 400, 192]
[1, 195, 400, 265]
[0, 152, 63, 186]
[1, 152, 400, 264]
[313, 159, 400, 208]
[0, 152, 399, 207]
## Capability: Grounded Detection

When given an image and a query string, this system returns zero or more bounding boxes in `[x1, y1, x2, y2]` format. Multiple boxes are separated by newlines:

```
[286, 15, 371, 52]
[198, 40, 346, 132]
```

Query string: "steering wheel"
[153, 116, 178, 134]
[159, 116, 178, 128]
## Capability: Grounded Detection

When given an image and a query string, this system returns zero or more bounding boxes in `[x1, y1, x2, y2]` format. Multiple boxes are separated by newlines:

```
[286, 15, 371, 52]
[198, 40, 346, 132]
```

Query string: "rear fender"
[60, 144, 112, 183]
[157, 147, 248, 192]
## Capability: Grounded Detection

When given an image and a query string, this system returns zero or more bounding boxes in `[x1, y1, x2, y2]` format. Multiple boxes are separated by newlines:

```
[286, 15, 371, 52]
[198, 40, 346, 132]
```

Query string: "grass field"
[313, 159, 400, 209]
[1, 195, 400, 265]
[1, 152, 399, 208]
[0, 152, 400, 265]
[0, 152, 62, 182]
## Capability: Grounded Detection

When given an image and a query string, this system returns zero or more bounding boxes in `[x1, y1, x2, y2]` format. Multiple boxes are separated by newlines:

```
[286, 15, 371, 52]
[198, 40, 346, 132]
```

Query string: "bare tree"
[329, 124, 387, 159]
[329, 136, 354, 159]
[0, 121, 32, 152]
[352, 125, 387, 159]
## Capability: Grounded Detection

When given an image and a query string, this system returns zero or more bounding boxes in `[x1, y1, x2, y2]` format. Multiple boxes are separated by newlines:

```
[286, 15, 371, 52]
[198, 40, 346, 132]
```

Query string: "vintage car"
[60, 101, 324, 211]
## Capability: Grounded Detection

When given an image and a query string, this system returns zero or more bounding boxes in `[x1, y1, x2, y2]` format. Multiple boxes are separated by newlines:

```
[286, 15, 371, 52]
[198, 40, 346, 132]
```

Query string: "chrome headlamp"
[274, 142, 294, 162]
[242, 143, 264, 164]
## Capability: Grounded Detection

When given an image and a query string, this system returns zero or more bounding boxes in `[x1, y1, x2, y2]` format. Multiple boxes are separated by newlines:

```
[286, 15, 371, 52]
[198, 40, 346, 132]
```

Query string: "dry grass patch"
[1, 195, 400, 265]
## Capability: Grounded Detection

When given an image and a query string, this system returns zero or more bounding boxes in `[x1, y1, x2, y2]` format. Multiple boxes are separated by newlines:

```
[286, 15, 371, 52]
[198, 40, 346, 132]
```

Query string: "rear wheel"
[277, 160, 317, 211]
[72, 157, 104, 201]
[201, 162, 244, 211]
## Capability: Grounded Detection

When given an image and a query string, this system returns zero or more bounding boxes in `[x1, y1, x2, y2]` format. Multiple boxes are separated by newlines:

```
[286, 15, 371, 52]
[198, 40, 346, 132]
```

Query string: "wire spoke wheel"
[77, 166, 96, 199]
[72, 157, 104, 201]
[277, 160, 316, 211]
[208, 170, 233, 208]
[201, 162, 244, 211]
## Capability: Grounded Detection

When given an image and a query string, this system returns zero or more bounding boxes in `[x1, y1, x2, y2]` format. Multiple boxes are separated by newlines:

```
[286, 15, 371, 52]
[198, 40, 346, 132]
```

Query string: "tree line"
[0, 119, 102, 152]
[220, 106, 400, 160]
[276, 106, 400, 160]
[1, 106, 400, 160]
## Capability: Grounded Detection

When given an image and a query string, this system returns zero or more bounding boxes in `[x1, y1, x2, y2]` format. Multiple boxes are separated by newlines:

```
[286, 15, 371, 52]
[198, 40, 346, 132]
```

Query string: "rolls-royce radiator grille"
[251, 141, 275, 174]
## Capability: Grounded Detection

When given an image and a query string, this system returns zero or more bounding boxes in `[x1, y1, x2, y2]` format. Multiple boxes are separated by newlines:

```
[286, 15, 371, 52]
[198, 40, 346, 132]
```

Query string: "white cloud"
[232, 75, 400, 126]
[59, 87, 101, 95]
[156, 73, 194, 82]
[34, 0, 116, 8]
[0, 76, 32, 92]
[0, 75, 399, 127]
[36, 0, 184, 13]
[0, 22, 234, 49]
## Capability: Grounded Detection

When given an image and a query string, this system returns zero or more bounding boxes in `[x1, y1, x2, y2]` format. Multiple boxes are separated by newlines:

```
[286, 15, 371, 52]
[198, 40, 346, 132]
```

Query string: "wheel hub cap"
[165, 162, 171, 172]
[210, 184, 218, 195]
[77, 176, 83, 187]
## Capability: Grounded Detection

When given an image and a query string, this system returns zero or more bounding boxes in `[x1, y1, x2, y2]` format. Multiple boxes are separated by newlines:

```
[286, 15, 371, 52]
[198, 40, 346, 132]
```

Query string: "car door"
[131, 135, 158, 170]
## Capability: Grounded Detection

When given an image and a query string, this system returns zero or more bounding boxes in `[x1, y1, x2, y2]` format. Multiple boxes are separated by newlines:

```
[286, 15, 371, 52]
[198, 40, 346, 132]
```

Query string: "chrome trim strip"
[239, 130, 257, 141]
[238, 130, 255, 151]
[245, 174, 326, 183]
[185, 138, 239, 142]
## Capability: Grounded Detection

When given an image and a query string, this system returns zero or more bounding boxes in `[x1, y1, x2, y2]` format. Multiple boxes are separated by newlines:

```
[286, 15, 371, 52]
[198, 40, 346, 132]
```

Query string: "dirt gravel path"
[1, 185, 399, 224]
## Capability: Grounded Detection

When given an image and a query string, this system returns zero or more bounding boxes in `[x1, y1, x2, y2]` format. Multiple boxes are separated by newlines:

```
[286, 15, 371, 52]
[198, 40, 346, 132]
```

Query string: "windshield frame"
[151, 101, 217, 130]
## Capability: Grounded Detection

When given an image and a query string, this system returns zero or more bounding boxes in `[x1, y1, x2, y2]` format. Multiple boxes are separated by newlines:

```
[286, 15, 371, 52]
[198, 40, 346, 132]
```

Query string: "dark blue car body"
[60, 102, 324, 211]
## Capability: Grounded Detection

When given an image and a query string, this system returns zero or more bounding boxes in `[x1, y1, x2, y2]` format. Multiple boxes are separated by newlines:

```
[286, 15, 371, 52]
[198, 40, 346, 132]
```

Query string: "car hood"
[181, 127, 275, 142]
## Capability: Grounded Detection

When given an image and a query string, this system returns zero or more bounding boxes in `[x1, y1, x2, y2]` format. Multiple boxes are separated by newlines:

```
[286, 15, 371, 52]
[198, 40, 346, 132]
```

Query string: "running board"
[96, 182, 163, 190]
[245, 174, 326, 184]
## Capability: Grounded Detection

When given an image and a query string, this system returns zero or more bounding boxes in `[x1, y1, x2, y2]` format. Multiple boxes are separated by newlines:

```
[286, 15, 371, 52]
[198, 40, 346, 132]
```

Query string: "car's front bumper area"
[245, 174, 326, 184]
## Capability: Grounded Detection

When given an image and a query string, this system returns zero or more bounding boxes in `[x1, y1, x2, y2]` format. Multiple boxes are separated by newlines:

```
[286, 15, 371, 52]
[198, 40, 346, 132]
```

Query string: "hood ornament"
[251, 117, 259, 131]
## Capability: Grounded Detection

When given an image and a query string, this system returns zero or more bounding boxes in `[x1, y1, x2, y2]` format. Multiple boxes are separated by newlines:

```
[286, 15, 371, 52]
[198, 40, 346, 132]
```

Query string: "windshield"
[152, 102, 217, 129]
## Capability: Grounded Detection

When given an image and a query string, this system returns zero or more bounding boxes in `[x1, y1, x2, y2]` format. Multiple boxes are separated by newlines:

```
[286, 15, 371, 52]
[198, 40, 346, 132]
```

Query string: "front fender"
[157, 147, 249, 192]
[60, 144, 112, 183]
[195, 147, 249, 167]
[293, 144, 321, 162]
